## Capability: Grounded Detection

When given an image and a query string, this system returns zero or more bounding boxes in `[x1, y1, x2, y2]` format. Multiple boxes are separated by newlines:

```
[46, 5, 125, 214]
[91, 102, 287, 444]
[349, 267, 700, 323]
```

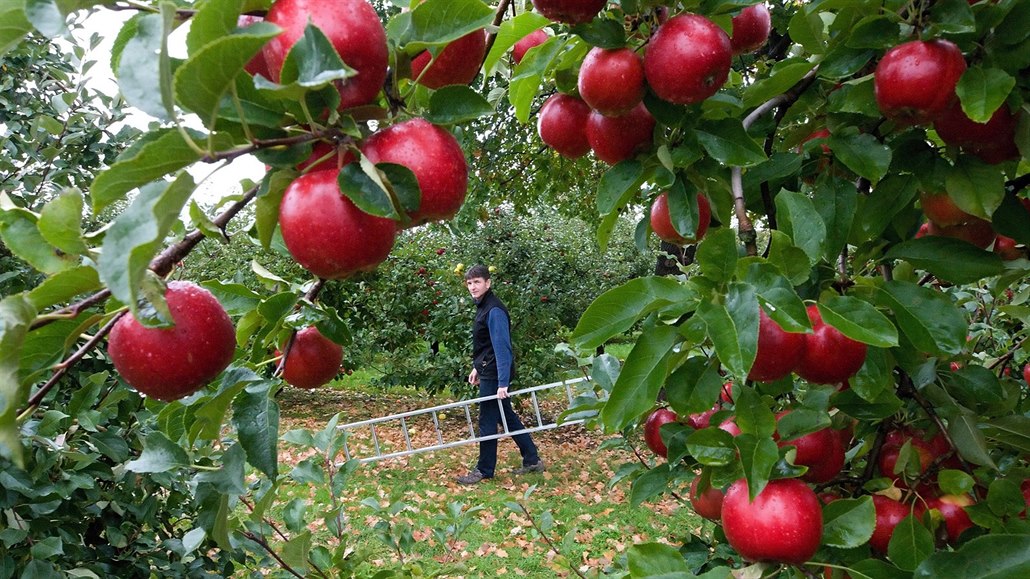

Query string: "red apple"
[108, 281, 235, 401]
[531, 0, 606, 25]
[263, 0, 388, 110]
[585, 102, 655, 165]
[874, 39, 966, 126]
[1023, 364, 1030, 384]
[278, 169, 397, 279]
[643, 407, 678, 458]
[720, 382, 735, 404]
[238, 15, 272, 78]
[278, 327, 344, 389]
[578, 47, 646, 116]
[918, 494, 975, 543]
[925, 218, 997, 249]
[934, 100, 1019, 164]
[749, 309, 805, 383]
[920, 190, 974, 227]
[513, 29, 549, 65]
[878, 428, 944, 485]
[777, 415, 846, 484]
[721, 478, 823, 565]
[870, 495, 911, 553]
[649, 191, 711, 245]
[993, 235, 1023, 260]
[718, 417, 742, 437]
[686, 404, 719, 429]
[644, 13, 732, 105]
[537, 93, 591, 159]
[689, 476, 725, 521]
[730, 4, 772, 55]
[410, 29, 487, 89]
[361, 118, 468, 225]
[916, 222, 930, 238]
[796, 305, 867, 385]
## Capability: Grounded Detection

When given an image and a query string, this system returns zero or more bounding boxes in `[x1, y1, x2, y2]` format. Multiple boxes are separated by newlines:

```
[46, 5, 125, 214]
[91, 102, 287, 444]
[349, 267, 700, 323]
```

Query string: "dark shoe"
[456, 469, 488, 485]
[514, 460, 546, 475]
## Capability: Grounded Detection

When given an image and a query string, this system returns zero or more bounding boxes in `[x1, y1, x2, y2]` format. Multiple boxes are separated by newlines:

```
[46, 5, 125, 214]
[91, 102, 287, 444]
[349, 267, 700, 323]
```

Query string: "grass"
[265, 383, 702, 578]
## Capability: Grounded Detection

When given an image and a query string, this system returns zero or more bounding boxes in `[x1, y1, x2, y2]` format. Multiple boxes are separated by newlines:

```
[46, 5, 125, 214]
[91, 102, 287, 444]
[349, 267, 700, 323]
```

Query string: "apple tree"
[0, 0, 1028, 578]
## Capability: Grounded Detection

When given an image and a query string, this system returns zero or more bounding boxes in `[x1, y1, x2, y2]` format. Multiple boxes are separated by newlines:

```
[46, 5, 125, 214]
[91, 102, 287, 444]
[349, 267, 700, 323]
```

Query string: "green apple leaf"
[185, 0, 243, 56]
[253, 22, 355, 100]
[195, 443, 247, 496]
[686, 427, 737, 467]
[822, 496, 876, 549]
[630, 463, 675, 507]
[956, 66, 1016, 124]
[696, 286, 758, 379]
[482, 11, 550, 75]
[0, 1, 32, 57]
[26, 266, 101, 311]
[37, 189, 89, 257]
[696, 227, 738, 284]
[743, 59, 816, 108]
[945, 155, 1005, 220]
[509, 36, 567, 123]
[694, 119, 767, 167]
[665, 356, 724, 417]
[115, 6, 176, 121]
[626, 542, 692, 576]
[914, 535, 1030, 578]
[597, 160, 645, 216]
[877, 280, 964, 356]
[982, 415, 1030, 454]
[888, 514, 934, 571]
[846, 15, 901, 49]
[0, 204, 77, 275]
[0, 294, 35, 468]
[427, 85, 494, 125]
[125, 431, 191, 473]
[232, 380, 280, 479]
[775, 190, 826, 265]
[599, 325, 679, 432]
[739, 261, 810, 333]
[391, 0, 494, 51]
[948, 408, 997, 469]
[828, 132, 892, 183]
[571, 276, 693, 350]
[884, 237, 1005, 285]
[817, 295, 898, 348]
[812, 178, 858, 263]
[735, 434, 778, 501]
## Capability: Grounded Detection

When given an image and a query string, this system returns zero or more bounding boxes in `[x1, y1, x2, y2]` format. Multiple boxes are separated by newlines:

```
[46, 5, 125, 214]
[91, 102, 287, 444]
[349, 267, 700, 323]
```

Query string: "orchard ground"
[271, 371, 700, 577]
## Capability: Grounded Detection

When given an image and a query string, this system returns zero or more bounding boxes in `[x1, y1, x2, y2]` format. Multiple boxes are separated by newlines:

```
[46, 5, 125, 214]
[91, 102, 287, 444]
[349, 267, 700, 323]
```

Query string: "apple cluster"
[750, 304, 868, 386]
[534, 6, 771, 167]
[108, 0, 475, 400]
[917, 190, 1027, 260]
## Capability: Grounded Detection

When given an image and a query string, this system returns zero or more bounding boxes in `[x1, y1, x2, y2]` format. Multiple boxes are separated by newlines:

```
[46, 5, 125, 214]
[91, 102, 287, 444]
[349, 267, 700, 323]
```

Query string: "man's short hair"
[465, 264, 490, 281]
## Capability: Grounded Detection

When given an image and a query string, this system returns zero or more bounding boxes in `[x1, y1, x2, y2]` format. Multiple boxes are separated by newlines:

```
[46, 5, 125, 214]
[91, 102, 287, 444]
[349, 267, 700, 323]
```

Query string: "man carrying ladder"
[456, 265, 546, 485]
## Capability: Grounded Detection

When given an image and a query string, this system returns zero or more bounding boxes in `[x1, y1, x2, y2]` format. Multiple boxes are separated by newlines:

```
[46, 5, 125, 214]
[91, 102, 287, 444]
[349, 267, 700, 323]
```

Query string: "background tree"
[0, 0, 1028, 577]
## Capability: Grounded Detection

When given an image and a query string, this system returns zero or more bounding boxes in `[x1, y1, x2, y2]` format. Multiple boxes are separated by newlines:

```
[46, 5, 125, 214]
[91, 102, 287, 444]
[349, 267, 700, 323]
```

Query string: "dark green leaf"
[630, 464, 675, 507]
[338, 158, 401, 220]
[696, 228, 737, 284]
[887, 514, 934, 571]
[626, 542, 692, 576]
[735, 434, 777, 501]
[945, 155, 1005, 220]
[733, 386, 776, 438]
[571, 277, 693, 350]
[829, 132, 891, 182]
[427, 85, 494, 124]
[879, 281, 967, 356]
[774, 190, 825, 264]
[232, 382, 280, 479]
[982, 415, 1030, 454]
[948, 409, 996, 469]
[195, 443, 247, 496]
[394, 0, 494, 51]
[0, 2, 32, 56]
[832, 387, 904, 421]
[914, 535, 1030, 578]
[884, 238, 1005, 285]
[0, 207, 76, 275]
[740, 261, 810, 332]
[686, 427, 738, 466]
[697, 294, 753, 379]
[818, 295, 898, 348]
[955, 66, 1016, 124]
[743, 60, 816, 108]
[570, 18, 626, 49]
[0, 294, 35, 467]
[694, 119, 767, 167]
[822, 496, 875, 549]
[91, 129, 212, 212]
[600, 325, 678, 432]
[597, 160, 645, 215]
[846, 16, 900, 49]
[125, 431, 190, 473]
[116, 9, 175, 121]
[812, 178, 857, 263]
[255, 22, 355, 100]
[185, 0, 243, 55]
[666, 356, 723, 416]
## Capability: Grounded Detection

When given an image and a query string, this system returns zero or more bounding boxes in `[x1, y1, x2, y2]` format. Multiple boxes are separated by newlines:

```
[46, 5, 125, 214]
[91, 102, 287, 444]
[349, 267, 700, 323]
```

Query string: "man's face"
[466, 276, 491, 300]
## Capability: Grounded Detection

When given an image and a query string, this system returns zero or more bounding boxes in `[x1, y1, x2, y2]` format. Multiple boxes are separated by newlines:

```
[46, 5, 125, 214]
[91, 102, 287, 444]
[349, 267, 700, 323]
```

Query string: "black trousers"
[475, 379, 539, 478]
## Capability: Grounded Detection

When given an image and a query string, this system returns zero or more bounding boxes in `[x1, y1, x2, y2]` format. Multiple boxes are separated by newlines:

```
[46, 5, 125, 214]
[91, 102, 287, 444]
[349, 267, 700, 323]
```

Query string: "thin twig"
[241, 531, 306, 579]
[516, 503, 589, 579]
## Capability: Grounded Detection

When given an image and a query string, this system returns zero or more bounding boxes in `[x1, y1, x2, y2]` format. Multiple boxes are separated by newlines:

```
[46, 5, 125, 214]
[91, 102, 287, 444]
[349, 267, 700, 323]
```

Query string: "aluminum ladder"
[336, 377, 589, 463]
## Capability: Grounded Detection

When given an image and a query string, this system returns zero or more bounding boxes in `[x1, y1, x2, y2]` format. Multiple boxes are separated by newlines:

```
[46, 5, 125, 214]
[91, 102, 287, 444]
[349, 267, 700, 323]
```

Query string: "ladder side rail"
[336, 377, 587, 432]
[351, 418, 586, 464]
[497, 396, 510, 434]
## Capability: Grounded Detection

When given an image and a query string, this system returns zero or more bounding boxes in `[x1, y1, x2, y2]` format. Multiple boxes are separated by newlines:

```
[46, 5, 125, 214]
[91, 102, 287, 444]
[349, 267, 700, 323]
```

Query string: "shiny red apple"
[689, 476, 725, 521]
[578, 47, 646, 116]
[749, 309, 805, 383]
[532, 0, 606, 25]
[934, 100, 1019, 164]
[721, 478, 823, 565]
[874, 39, 966, 126]
[361, 118, 468, 226]
[870, 495, 911, 553]
[410, 30, 487, 89]
[537, 93, 591, 159]
[644, 13, 732, 105]
[278, 168, 397, 279]
[108, 281, 236, 401]
[585, 102, 655, 164]
[925, 218, 997, 249]
[796, 305, 867, 385]
[643, 407, 678, 458]
[920, 191, 974, 227]
[777, 413, 846, 484]
[263, 0, 388, 110]
[918, 494, 975, 543]
[513, 29, 549, 65]
[730, 4, 772, 55]
[279, 327, 344, 389]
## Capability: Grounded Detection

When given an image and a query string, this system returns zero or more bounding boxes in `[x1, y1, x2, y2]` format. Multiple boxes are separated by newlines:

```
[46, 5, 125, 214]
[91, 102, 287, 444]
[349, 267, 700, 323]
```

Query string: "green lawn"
[263, 383, 702, 577]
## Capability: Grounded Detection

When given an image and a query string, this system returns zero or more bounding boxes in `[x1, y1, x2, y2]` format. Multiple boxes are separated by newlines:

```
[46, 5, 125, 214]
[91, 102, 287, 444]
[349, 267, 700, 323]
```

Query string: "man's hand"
[497, 386, 509, 399]
[468, 368, 479, 385]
